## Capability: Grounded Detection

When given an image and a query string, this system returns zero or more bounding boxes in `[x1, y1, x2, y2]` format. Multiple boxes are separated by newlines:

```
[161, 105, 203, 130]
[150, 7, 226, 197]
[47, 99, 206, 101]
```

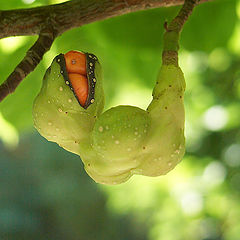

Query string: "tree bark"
[0, 0, 210, 39]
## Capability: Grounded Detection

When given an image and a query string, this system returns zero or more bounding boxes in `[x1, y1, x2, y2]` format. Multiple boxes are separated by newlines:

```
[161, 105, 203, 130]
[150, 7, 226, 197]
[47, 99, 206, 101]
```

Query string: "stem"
[162, 0, 197, 66]
[0, 28, 56, 102]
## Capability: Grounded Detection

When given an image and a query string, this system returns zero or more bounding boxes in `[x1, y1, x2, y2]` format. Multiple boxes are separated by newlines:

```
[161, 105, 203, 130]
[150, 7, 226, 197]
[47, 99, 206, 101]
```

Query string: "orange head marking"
[64, 51, 88, 107]
[65, 50, 87, 75]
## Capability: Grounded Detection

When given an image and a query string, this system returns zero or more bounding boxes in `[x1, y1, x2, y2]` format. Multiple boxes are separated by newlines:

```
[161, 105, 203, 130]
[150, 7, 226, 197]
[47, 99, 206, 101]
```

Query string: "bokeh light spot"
[203, 105, 228, 131]
[180, 190, 203, 215]
[223, 144, 240, 167]
[208, 48, 231, 72]
[202, 161, 227, 187]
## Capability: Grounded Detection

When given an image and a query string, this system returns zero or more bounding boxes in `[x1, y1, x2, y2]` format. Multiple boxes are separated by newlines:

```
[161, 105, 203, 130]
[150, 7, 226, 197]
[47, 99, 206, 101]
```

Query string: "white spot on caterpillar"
[57, 59, 61, 62]
[98, 126, 103, 132]
[59, 87, 63, 91]
[175, 149, 180, 154]
[66, 81, 70, 85]
[90, 62, 93, 66]
[60, 70, 63, 74]
[115, 140, 120, 144]
[90, 99, 95, 103]
[93, 78, 96, 82]
[68, 99, 72, 103]
[58, 108, 63, 112]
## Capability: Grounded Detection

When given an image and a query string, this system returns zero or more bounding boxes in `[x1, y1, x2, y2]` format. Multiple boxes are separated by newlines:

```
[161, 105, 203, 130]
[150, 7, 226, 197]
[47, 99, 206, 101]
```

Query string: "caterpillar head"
[33, 51, 104, 154]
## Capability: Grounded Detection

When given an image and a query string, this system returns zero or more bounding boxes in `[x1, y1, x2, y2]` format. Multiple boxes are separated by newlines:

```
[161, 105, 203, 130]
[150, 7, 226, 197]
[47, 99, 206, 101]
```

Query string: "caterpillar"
[33, 48, 185, 185]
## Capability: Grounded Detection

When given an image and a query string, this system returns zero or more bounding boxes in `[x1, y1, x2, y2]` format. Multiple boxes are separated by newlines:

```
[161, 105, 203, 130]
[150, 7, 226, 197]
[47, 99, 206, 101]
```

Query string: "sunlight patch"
[0, 37, 27, 54]
[0, 112, 19, 150]
[22, 0, 35, 4]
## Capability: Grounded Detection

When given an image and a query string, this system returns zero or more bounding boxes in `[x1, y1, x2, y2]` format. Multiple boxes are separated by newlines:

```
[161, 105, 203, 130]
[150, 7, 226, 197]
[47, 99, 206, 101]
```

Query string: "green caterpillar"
[33, 48, 185, 184]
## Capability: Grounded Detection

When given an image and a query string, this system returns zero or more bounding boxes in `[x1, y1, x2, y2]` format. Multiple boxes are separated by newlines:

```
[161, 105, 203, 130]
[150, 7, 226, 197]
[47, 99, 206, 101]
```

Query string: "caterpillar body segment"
[32, 51, 104, 155]
[137, 65, 186, 177]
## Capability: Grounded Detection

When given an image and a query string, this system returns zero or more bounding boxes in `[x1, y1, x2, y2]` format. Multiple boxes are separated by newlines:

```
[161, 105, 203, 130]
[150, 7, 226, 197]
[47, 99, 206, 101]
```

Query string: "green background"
[0, 0, 240, 239]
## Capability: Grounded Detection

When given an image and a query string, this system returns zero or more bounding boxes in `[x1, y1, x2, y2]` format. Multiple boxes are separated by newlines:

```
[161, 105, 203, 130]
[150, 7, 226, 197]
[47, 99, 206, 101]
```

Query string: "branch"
[0, 0, 210, 39]
[0, 28, 56, 102]
[162, 0, 197, 65]
[0, 0, 210, 103]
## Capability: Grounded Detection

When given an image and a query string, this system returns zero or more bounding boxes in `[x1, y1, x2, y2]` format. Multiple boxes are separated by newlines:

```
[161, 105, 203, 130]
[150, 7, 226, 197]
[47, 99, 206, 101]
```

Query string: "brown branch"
[0, 28, 56, 102]
[0, 0, 211, 103]
[0, 0, 210, 39]
[162, 0, 197, 65]
[167, 0, 197, 32]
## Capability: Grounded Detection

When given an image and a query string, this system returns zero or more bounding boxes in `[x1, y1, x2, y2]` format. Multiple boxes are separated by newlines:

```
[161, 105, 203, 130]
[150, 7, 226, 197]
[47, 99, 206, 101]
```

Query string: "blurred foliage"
[0, 0, 240, 239]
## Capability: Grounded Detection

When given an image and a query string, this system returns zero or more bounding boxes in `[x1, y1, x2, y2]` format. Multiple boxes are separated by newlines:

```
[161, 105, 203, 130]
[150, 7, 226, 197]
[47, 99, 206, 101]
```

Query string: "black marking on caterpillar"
[85, 52, 98, 109]
[55, 52, 98, 109]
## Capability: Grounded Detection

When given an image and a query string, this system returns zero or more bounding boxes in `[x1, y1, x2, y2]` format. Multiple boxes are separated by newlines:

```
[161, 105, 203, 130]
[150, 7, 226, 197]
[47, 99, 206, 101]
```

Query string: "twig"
[0, 28, 56, 102]
[162, 0, 197, 65]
